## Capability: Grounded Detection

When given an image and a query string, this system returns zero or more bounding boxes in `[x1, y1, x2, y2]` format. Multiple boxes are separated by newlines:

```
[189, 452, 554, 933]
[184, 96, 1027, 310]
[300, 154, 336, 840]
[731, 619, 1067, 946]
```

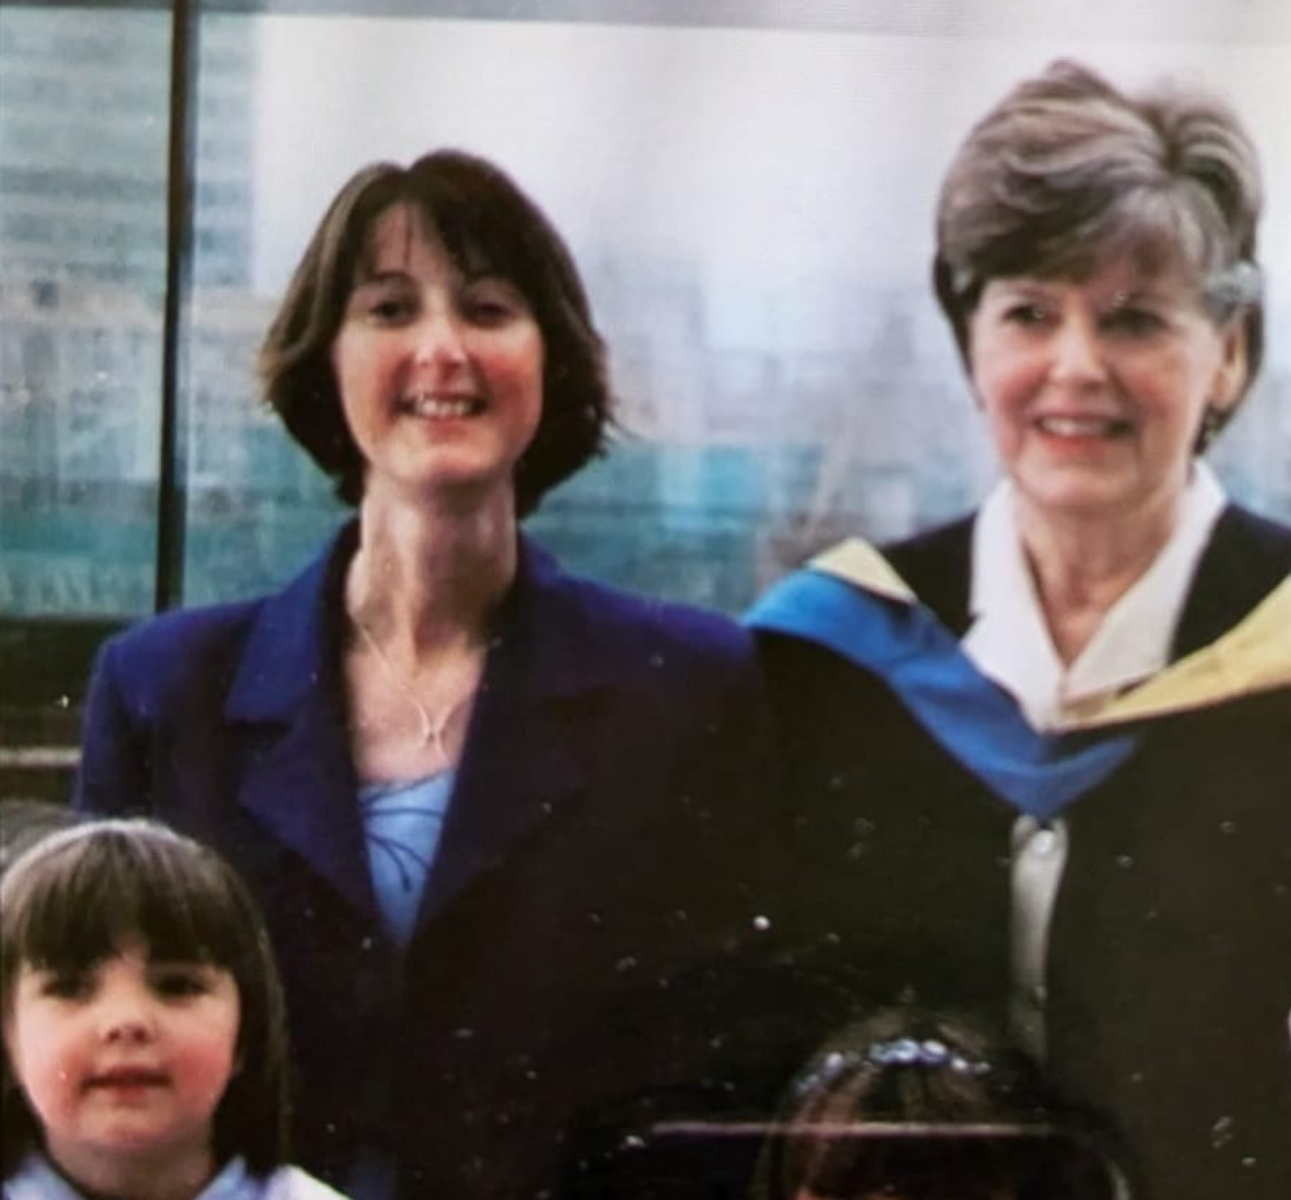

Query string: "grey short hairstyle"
[933, 59, 1264, 419]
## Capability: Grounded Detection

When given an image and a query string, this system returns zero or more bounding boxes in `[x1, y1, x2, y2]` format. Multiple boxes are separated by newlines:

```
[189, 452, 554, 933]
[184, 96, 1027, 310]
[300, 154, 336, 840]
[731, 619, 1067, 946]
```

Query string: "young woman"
[75, 151, 782, 1200]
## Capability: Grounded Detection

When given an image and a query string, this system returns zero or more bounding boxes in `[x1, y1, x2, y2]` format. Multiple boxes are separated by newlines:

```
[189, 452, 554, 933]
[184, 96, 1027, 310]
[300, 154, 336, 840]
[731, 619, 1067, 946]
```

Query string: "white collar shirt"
[959, 463, 1225, 1062]
[962, 463, 1226, 732]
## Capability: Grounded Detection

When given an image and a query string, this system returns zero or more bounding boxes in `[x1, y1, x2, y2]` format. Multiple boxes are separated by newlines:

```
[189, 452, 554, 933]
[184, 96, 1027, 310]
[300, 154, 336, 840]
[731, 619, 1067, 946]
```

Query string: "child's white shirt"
[4, 1152, 352, 1200]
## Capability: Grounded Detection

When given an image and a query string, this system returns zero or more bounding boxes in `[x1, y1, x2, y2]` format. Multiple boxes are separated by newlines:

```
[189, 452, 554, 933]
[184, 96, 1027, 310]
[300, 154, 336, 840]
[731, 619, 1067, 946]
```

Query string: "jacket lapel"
[218, 527, 619, 931]
[414, 536, 602, 928]
[223, 522, 376, 916]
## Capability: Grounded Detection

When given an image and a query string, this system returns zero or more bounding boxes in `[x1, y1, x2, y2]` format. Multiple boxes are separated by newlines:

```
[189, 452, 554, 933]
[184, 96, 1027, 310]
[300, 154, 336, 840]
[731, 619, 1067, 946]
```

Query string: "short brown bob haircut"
[259, 149, 613, 516]
[1, 819, 290, 1175]
[934, 59, 1265, 434]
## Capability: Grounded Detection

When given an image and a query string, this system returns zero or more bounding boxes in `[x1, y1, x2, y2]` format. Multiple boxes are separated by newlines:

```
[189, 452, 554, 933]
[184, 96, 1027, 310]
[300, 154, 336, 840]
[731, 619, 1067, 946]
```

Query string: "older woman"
[750, 61, 1291, 1200]
[75, 150, 780, 1200]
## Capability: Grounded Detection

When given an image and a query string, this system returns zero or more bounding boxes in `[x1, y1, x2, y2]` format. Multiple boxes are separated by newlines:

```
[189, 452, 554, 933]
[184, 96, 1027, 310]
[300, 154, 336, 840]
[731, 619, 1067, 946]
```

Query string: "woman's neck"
[347, 484, 518, 661]
[1015, 491, 1181, 666]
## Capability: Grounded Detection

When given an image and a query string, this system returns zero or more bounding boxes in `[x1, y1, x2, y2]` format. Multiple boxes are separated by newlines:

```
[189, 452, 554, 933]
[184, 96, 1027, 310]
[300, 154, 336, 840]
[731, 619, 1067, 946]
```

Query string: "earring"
[1196, 406, 1224, 454]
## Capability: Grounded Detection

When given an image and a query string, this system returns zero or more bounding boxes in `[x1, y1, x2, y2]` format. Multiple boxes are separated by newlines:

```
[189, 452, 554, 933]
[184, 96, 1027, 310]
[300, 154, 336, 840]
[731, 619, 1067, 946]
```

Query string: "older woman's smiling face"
[967, 255, 1246, 529]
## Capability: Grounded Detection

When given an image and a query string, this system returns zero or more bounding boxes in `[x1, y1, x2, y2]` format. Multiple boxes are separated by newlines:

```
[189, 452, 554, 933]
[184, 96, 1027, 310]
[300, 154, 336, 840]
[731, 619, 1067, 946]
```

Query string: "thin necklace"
[354, 618, 477, 765]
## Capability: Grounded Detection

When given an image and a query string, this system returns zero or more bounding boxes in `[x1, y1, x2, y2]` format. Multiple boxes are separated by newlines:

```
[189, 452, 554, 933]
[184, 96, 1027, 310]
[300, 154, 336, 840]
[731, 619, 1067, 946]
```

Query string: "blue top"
[349, 773, 455, 1200]
[358, 770, 454, 949]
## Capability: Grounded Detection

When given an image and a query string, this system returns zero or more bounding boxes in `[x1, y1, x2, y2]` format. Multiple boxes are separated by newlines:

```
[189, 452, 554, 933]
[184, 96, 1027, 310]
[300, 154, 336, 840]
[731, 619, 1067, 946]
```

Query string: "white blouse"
[962, 461, 1225, 732]
[959, 462, 1225, 1058]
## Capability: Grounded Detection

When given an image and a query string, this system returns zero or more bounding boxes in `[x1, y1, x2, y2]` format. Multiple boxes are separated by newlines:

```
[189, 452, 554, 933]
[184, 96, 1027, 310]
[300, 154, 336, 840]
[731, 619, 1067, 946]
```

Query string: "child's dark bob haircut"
[760, 1008, 1133, 1200]
[1, 818, 290, 1174]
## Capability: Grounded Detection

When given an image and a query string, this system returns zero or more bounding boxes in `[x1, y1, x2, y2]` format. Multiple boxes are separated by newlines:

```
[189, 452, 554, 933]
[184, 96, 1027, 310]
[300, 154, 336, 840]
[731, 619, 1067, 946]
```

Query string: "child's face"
[3, 940, 240, 1187]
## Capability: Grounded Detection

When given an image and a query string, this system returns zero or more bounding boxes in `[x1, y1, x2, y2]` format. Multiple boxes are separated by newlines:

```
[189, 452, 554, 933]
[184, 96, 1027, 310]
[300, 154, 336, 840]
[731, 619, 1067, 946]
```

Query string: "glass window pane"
[0, 4, 170, 620]
[181, 12, 347, 608]
[180, 10, 1291, 613]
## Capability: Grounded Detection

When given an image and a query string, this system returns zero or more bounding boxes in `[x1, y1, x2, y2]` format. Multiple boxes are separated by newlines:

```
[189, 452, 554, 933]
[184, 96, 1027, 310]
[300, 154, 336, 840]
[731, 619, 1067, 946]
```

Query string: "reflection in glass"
[182, 14, 349, 608]
[0, 5, 170, 618]
[177, 15, 1291, 613]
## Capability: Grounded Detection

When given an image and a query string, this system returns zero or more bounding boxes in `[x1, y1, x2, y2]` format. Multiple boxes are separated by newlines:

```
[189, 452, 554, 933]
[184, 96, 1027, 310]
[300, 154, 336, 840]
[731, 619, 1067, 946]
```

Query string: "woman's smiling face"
[967, 254, 1246, 528]
[329, 202, 545, 510]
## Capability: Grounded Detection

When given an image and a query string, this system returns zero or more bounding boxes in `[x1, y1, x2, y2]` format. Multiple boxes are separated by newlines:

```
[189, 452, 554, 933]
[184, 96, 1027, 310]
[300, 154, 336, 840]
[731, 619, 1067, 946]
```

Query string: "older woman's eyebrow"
[988, 274, 1055, 291]
[1103, 287, 1161, 306]
[981, 279, 1055, 305]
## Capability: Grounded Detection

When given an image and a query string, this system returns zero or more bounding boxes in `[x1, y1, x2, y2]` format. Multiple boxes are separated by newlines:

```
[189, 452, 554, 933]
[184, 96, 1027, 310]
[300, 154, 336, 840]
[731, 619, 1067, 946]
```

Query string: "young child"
[1, 818, 351, 1200]
[756, 1008, 1132, 1200]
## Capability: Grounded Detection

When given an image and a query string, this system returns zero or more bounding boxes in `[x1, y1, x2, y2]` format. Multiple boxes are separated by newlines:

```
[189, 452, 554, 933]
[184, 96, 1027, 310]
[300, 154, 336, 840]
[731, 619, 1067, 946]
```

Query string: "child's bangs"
[3, 826, 246, 975]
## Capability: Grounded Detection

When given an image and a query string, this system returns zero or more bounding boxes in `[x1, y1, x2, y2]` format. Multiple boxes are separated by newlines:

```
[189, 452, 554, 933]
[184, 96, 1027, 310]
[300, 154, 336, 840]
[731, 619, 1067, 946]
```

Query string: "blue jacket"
[76, 523, 785, 1200]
